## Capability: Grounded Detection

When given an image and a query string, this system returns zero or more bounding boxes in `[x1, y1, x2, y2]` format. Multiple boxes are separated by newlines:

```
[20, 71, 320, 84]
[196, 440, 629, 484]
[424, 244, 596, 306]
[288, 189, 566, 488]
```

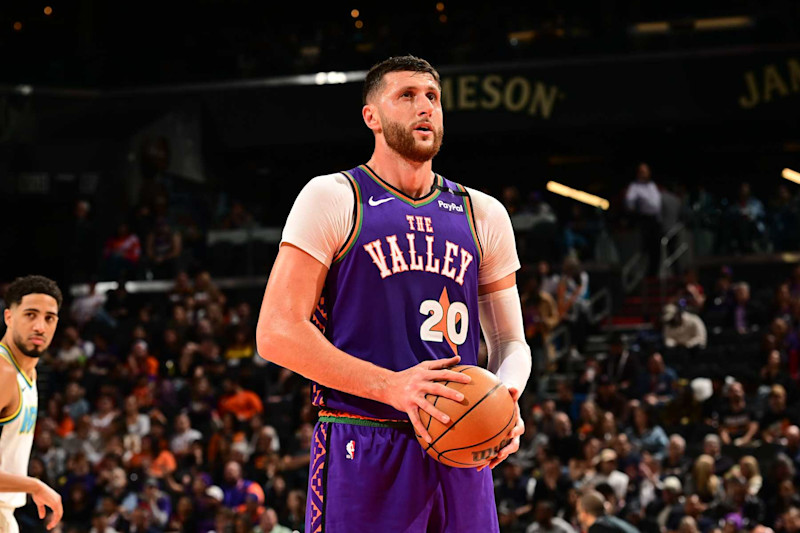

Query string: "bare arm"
[0, 471, 62, 530]
[255, 243, 470, 441]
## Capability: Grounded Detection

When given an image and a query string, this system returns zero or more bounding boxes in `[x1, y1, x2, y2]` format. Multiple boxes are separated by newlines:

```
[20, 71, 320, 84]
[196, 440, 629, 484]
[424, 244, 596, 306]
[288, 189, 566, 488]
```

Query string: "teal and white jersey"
[0, 343, 38, 509]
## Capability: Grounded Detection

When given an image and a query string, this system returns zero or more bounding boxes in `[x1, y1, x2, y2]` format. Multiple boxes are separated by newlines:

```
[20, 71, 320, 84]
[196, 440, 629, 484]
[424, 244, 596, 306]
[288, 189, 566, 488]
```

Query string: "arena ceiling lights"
[546, 181, 610, 211]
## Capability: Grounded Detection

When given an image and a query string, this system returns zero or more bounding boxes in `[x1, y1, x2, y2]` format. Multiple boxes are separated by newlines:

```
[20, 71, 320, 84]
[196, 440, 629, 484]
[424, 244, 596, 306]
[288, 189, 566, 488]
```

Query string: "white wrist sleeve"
[478, 285, 532, 395]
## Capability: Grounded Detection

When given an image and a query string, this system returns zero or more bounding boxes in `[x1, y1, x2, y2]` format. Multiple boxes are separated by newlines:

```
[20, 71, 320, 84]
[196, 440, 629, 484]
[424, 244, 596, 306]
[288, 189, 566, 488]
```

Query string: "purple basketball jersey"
[311, 164, 483, 420]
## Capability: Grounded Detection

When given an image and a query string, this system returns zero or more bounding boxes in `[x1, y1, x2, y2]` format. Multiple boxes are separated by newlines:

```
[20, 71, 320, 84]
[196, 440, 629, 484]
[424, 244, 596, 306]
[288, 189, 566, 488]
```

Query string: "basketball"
[416, 364, 517, 468]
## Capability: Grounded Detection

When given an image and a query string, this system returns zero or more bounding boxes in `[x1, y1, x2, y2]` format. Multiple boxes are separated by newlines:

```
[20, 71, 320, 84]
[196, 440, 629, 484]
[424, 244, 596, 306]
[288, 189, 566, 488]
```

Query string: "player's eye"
[427, 93, 438, 101]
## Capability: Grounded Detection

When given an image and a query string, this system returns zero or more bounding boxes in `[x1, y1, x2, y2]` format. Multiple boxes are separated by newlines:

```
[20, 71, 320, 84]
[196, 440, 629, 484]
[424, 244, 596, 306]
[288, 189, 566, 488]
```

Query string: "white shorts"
[0, 505, 18, 533]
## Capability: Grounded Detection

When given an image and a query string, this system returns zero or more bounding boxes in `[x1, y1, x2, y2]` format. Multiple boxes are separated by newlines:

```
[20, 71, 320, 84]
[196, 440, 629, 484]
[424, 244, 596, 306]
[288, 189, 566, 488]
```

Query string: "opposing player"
[256, 55, 531, 532]
[0, 275, 64, 531]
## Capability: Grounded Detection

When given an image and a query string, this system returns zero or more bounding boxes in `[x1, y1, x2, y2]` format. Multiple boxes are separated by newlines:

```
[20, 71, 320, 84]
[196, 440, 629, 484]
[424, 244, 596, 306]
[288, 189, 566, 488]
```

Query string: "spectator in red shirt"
[102, 221, 142, 280]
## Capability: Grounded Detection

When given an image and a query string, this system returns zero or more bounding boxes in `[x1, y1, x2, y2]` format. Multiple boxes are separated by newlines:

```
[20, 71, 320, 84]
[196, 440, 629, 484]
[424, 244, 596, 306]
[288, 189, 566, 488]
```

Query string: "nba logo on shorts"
[346, 440, 355, 460]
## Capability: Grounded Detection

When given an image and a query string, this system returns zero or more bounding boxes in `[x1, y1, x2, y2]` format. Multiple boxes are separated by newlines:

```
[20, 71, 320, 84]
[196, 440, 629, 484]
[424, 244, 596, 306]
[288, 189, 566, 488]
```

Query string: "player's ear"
[362, 104, 381, 133]
[3, 308, 10, 328]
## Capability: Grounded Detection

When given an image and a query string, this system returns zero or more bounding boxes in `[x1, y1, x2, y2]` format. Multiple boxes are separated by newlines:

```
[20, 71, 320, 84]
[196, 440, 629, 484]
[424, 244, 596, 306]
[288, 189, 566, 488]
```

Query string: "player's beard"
[12, 331, 46, 358]
[383, 119, 443, 163]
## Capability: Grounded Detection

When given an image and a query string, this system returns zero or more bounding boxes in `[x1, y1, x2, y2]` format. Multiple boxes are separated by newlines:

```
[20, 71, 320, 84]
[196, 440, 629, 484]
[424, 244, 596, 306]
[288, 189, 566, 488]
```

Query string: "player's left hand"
[477, 387, 524, 472]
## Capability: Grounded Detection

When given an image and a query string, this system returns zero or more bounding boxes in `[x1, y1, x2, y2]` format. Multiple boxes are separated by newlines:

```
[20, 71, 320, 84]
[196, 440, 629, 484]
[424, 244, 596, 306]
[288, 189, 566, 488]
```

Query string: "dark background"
[0, 0, 799, 285]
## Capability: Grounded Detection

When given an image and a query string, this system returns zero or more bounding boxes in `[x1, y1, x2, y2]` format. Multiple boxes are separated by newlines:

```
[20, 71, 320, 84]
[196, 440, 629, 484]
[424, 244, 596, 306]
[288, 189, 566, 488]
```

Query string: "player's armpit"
[0, 364, 20, 421]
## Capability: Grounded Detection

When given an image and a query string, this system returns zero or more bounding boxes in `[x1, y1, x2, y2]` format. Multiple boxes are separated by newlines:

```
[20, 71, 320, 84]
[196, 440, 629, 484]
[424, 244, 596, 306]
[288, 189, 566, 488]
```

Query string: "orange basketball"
[416, 364, 517, 468]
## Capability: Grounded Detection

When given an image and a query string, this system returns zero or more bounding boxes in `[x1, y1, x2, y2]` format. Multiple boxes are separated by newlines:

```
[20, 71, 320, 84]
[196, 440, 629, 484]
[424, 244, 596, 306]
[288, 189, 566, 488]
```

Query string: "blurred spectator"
[167, 495, 198, 532]
[761, 385, 798, 444]
[56, 324, 93, 368]
[70, 280, 113, 329]
[495, 456, 532, 531]
[170, 412, 203, 459]
[677, 269, 707, 314]
[102, 222, 142, 280]
[716, 381, 759, 447]
[661, 434, 692, 482]
[527, 499, 578, 533]
[224, 326, 256, 366]
[253, 506, 293, 533]
[635, 352, 678, 407]
[701, 434, 735, 478]
[712, 474, 764, 530]
[282, 489, 306, 533]
[521, 272, 561, 374]
[65, 199, 99, 285]
[555, 255, 591, 353]
[721, 182, 768, 254]
[769, 184, 800, 252]
[685, 454, 725, 507]
[651, 475, 685, 532]
[601, 333, 640, 397]
[220, 199, 256, 230]
[221, 460, 265, 511]
[626, 403, 669, 461]
[533, 454, 574, 515]
[145, 216, 183, 280]
[561, 204, 596, 262]
[576, 488, 639, 533]
[595, 375, 629, 423]
[550, 412, 583, 467]
[760, 350, 795, 396]
[727, 282, 765, 334]
[663, 304, 707, 350]
[625, 162, 662, 275]
[736, 456, 764, 497]
[588, 449, 629, 504]
[218, 377, 264, 423]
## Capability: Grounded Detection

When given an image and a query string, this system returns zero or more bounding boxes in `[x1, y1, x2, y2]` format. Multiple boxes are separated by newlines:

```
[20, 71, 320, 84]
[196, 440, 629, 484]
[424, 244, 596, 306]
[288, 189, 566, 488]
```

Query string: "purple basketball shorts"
[306, 414, 499, 533]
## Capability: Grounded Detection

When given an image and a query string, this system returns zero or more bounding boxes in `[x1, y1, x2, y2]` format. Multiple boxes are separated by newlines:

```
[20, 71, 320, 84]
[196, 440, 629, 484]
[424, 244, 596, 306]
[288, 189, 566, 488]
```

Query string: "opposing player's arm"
[0, 364, 20, 425]
[0, 365, 62, 530]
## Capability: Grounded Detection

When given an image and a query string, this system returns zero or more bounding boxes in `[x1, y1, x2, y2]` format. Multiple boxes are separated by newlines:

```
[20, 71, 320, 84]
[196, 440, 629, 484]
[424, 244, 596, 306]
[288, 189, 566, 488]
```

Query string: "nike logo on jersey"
[368, 196, 395, 207]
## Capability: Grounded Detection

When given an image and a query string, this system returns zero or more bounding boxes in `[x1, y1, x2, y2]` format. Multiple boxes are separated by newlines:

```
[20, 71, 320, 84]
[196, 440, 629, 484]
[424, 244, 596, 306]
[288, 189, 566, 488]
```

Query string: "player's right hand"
[32, 479, 62, 530]
[384, 355, 471, 444]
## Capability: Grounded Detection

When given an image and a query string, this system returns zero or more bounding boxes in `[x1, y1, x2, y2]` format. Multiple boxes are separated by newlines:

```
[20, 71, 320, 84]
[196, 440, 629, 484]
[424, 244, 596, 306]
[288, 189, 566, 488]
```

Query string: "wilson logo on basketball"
[471, 439, 510, 463]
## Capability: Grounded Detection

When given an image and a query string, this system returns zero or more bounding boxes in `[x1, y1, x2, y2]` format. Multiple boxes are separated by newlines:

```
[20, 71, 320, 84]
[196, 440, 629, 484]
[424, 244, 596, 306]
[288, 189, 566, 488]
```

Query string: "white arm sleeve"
[479, 285, 532, 394]
[280, 173, 354, 268]
[466, 187, 521, 286]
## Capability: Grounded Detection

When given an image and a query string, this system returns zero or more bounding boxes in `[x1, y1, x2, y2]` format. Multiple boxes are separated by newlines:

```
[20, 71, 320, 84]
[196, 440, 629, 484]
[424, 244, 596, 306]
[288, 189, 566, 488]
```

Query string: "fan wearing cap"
[588, 449, 629, 504]
[662, 303, 707, 350]
[654, 476, 685, 532]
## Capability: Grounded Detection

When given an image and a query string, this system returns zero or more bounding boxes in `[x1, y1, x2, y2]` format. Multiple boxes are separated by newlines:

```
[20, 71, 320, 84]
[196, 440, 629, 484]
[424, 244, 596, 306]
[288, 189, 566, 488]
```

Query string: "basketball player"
[0, 275, 64, 531]
[256, 55, 531, 532]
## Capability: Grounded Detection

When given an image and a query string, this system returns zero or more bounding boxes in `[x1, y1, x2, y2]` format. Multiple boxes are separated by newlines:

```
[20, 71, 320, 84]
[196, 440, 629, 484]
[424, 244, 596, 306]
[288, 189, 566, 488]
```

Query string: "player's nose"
[416, 95, 434, 116]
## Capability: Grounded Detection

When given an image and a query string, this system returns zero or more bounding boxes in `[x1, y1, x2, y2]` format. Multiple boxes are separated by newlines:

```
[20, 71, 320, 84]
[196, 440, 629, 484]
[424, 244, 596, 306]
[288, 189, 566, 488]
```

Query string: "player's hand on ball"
[477, 387, 524, 472]
[386, 355, 471, 443]
[33, 479, 63, 530]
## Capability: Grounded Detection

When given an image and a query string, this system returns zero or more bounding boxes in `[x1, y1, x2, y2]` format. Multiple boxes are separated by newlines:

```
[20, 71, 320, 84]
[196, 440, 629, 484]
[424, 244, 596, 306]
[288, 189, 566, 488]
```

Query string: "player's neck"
[366, 153, 434, 199]
[0, 337, 38, 379]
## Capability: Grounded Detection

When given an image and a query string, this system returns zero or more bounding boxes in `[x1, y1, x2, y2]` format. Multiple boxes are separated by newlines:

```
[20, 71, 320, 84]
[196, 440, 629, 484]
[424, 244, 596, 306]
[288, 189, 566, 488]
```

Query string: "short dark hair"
[5, 275, 63, 310]
[362, 55, 440, 105]
[579, 489, 607, 518]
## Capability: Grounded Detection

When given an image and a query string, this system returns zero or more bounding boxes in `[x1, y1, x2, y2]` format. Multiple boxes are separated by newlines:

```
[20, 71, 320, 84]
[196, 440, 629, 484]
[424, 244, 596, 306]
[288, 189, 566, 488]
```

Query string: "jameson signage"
[11, 44, 800, 147]
[441, 74, 564, 119]
[737, 57, 800, 109]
